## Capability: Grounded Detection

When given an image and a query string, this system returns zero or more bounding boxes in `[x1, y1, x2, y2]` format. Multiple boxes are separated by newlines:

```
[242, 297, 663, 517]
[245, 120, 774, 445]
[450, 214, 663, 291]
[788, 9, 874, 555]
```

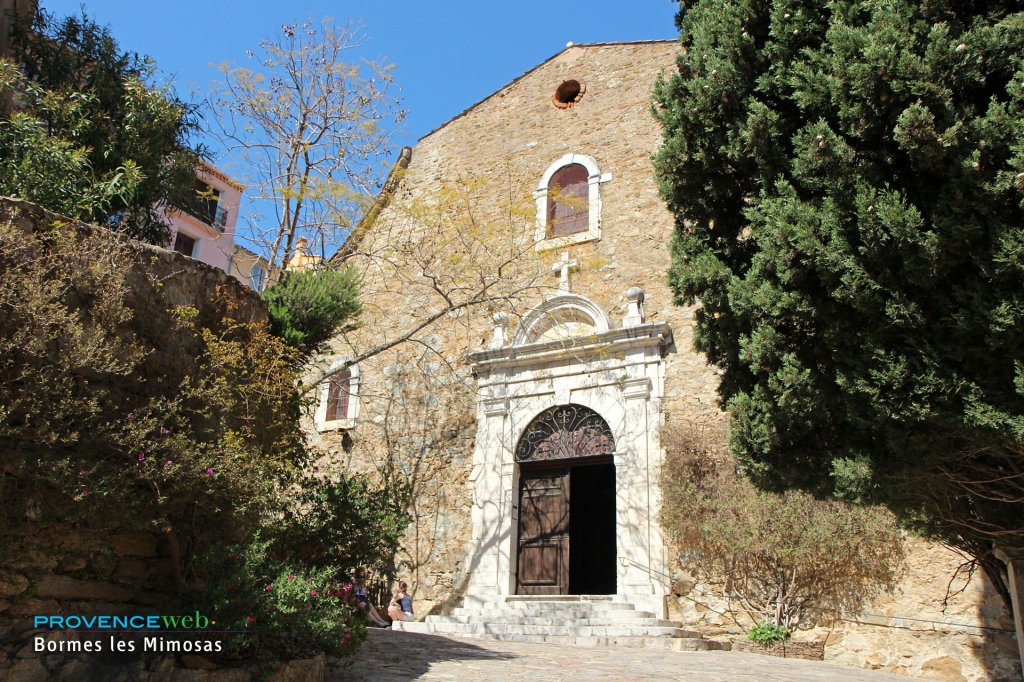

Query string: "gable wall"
[304, 43, 1015, 680]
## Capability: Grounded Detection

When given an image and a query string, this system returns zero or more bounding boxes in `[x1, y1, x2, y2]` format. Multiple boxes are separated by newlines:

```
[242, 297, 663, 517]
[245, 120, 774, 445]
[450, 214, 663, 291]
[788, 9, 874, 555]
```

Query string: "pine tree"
[654, 1, 1024, 604]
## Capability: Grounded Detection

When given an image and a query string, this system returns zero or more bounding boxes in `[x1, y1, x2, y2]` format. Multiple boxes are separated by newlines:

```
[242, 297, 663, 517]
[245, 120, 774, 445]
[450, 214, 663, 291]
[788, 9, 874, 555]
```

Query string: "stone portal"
[463, 289, 673, 615]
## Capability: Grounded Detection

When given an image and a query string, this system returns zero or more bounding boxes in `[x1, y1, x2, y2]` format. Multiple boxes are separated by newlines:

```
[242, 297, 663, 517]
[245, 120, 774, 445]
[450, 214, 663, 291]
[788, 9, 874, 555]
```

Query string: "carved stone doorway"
[514, 405, 617, 595]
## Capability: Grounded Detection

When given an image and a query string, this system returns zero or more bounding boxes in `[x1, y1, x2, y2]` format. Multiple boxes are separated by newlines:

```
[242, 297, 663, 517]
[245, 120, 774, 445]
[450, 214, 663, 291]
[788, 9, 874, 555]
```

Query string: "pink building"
[167, 161, 244, 273]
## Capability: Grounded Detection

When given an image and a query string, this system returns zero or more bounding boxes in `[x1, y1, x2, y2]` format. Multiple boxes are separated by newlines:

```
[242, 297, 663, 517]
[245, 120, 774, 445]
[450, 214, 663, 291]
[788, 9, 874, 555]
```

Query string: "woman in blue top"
[387, 581, 414, 622]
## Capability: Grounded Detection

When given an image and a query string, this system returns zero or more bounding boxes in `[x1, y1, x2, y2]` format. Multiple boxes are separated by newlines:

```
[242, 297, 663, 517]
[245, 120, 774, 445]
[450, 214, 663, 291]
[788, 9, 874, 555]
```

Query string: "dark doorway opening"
[516, 457, 616, 595]
[569, 460, 616, 594]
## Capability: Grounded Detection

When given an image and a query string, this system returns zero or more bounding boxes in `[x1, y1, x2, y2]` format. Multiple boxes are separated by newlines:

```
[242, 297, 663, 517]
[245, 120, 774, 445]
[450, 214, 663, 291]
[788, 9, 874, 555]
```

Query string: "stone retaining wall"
[669, 539, 1020, 681]
[0, 197, 275, 681]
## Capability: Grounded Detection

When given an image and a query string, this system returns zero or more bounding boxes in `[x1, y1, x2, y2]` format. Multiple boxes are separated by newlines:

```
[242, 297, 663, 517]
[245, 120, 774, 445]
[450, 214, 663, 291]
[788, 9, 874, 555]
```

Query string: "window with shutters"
[534, 153, 610, 250]
[315, 362, 360, 431]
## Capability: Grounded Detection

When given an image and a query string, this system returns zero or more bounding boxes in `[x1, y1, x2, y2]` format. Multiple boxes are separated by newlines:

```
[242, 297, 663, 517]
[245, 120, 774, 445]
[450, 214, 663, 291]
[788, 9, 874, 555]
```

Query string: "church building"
[309, 39, 709, 614]
[306, 40, 1015, 679]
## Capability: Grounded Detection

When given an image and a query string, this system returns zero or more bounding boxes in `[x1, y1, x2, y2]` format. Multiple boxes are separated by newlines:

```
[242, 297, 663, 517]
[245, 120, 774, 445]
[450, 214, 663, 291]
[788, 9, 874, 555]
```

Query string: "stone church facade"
[306, 41, 1017, 680]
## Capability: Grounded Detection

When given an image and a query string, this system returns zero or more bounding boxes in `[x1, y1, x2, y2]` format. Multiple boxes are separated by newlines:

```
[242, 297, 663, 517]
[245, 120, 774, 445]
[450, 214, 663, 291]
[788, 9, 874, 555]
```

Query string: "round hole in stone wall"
[552, 80, 585, 109]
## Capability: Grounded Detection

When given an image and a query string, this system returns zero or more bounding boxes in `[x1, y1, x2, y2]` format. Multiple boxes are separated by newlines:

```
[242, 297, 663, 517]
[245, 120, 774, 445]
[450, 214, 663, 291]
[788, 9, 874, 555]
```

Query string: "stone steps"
[407, 621, 697, 638]
[392, 624, 729, 651]
[450, 608, 658, 620]
[391, 595, 731, 652]
[430, 615, 679, 627]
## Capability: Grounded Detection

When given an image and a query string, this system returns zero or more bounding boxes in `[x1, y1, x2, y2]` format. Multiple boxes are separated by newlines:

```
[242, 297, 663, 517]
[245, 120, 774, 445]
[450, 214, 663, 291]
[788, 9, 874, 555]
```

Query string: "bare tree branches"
[209, 18, 404, 269]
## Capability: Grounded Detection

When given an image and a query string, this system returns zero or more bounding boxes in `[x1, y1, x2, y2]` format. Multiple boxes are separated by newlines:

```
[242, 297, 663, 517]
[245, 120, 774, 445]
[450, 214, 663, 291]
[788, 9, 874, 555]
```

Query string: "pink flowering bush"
[197, 538, 365, 658]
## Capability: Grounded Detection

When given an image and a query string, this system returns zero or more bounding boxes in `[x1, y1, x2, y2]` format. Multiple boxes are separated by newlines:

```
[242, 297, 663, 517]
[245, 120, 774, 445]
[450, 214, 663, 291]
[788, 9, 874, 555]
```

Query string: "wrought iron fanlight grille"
[514, 404, 614, 463]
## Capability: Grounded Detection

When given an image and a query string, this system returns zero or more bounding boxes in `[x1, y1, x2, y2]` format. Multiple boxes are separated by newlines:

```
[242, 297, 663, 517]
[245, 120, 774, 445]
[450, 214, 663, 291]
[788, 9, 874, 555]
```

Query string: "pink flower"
[307, 578, 313, 584]
[246, 617, 255, 622]
[265, 584, 272, 591]
[310, 589, 317, 596]
[127, 412, 134, 420]
[165, 460, 173, 465]
[206, 468, 215, 475]
[160, 427, 170, 435]
[137, 454, 145, 461]
[288, 575, 295, 580]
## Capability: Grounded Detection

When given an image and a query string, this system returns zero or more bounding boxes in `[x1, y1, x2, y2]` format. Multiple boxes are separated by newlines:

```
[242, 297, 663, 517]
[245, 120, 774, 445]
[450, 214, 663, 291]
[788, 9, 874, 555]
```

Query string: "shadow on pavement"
[328, 628, 517, 681]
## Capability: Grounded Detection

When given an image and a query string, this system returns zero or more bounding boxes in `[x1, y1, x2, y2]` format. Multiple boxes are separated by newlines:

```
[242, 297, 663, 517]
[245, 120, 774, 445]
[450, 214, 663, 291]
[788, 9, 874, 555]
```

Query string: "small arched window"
[534, 153, 609, 250]
[249, 265, 266, 292]
[547, 164, 589, 238]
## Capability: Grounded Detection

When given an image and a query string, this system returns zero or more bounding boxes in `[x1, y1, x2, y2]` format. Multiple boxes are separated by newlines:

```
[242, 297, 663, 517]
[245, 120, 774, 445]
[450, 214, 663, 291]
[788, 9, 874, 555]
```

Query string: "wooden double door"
[515, 459, 616, 595]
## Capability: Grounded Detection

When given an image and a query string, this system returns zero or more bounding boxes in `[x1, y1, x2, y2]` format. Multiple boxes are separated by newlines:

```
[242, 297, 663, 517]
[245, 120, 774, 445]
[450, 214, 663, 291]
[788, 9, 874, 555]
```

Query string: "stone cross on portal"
[551, 251, 579, 293]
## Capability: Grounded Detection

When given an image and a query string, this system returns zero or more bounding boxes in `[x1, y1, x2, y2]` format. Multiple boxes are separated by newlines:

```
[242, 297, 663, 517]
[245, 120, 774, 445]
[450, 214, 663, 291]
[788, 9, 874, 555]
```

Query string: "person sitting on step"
[354, 582, 391, 628]
[387, 580, 414, 622]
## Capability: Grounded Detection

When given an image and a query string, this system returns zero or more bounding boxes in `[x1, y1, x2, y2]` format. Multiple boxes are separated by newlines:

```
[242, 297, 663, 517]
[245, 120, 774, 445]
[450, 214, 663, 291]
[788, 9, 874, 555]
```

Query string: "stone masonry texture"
[306, 43, 1019, 681]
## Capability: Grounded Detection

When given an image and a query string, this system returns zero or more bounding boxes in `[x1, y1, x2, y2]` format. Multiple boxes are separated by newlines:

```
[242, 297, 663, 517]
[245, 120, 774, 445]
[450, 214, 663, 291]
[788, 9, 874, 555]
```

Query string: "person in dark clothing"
[354, 583, 390, 628]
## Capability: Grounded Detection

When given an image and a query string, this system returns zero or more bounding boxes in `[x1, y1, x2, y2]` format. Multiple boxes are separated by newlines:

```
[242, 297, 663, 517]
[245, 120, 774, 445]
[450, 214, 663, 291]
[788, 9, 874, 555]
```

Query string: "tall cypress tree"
[654, 1, 1024, 604]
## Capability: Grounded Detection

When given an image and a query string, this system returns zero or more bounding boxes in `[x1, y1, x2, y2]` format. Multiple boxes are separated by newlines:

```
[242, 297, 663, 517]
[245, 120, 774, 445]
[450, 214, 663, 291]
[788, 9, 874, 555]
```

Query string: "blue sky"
[38, 1, 679, 247]
[41, 1, 678, 148]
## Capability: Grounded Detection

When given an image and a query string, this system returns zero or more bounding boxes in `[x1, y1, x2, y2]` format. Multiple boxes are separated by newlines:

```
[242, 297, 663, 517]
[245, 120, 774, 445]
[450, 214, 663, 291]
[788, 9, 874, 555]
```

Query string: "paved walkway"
[329, 629, 916, 681]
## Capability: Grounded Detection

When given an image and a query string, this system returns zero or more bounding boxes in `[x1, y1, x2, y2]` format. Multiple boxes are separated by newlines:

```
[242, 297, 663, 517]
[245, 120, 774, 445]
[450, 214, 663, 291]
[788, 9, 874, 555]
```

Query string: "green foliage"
[0, 211, 396, 659]
[195, 538, 365, 659]
[263, 268, 361, 355]
[0, 211, 306, 546]
[654, 1, 1024, 598]
[2, 9, 201, 243]
[281, 475, 410, 580]
[662, 425, 904, 629]
[747, 621, 791, 646]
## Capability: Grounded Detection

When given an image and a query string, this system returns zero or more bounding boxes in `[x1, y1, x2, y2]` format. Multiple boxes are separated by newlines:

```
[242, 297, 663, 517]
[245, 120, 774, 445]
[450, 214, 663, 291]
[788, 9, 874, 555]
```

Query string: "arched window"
[315, 362, 360, 431]
[534, 153, 610, 250]
[249, 265, 266, 292]
[547, 164, 589, 238]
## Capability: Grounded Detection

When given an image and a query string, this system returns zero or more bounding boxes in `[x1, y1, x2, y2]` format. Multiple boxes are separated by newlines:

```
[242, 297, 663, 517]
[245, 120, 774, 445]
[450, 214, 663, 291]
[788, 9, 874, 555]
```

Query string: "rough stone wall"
[306, 43, 1017, 679]
[669, 538, 1019, 681]
[0, 198, 269, 680]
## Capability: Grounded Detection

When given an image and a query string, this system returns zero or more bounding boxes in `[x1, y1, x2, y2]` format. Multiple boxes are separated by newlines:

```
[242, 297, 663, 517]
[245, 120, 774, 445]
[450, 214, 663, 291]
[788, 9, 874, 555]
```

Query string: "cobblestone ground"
[329, 629, 917, 681]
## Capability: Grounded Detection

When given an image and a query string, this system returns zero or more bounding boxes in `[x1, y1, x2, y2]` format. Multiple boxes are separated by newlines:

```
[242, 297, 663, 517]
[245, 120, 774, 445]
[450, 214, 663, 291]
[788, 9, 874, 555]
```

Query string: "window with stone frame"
[316, 362, 360, 431]
[534, 153, 609, 250]
[547, 164, 590, 238]
[326, 368, 352, 422]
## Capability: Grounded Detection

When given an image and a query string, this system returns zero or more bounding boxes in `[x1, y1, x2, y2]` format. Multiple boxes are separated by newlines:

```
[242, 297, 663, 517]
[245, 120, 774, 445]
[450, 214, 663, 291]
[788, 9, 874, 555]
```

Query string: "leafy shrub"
[5, 8, 201, 244]
[281, 474, 410, 580]
[263, 267, 361, 355]
[196, 538, 365, 659]
[747, 621, 791, 646]
[662, 423, 905, 629]
[0, 210, 376, 659]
